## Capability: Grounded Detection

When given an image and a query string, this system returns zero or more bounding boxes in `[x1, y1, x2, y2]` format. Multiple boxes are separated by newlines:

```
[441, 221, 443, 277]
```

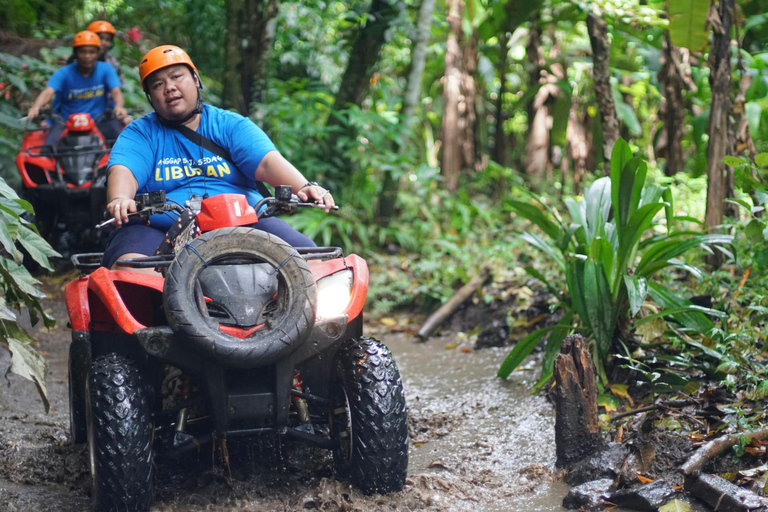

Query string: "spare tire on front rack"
[162, 227, 317, 368]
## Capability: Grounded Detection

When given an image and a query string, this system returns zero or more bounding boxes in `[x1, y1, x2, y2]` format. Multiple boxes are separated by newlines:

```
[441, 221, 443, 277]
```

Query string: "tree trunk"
[492, 29, 510, 165]
[325, 0, 403, 184]
[441, 0, 463, 191]
[564, 97, 591, 194]
[587, 13, 619, 164]
[524, 16, 550, 182]
[377, 0, 436, 225]
[333, 0, 402, 110]
[656, 32, 688, 176]
[223, 0, 279, 116]
[554, 334, 604, 467]
[705, 0, 734, 267]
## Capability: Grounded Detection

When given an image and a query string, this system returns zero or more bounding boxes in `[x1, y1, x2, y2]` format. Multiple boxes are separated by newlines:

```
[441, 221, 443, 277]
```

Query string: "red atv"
[16, 109, 116, 254]
[66, 187, 409, 512]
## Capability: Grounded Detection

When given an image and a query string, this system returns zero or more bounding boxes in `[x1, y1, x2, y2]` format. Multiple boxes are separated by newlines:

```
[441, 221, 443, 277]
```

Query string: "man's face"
[97, 32, 113, 54]
[147, 65, 199, 121]
[75, 46, 100, 70]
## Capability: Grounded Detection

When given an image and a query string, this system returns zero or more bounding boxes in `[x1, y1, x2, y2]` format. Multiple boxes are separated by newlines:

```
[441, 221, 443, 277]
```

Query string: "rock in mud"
[687, 473, 768, 511]
[474, 320, 510, 349]
[562, 478, 615, 510]
[610, 479, 676, 511]
[565, 442, 629, 486]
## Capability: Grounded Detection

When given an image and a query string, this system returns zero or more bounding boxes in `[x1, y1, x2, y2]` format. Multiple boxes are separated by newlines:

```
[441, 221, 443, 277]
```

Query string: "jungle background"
[2, 0, 768, 493]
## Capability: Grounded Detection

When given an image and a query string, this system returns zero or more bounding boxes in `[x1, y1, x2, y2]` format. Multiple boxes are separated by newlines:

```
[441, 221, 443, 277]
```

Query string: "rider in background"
[26, 30, 127, 148]
[102, 45, 334, 273]
[65, 21, 123, 83]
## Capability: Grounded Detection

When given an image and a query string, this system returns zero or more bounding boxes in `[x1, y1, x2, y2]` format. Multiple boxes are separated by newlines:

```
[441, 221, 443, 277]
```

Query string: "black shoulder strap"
[173, 123, 273, 198]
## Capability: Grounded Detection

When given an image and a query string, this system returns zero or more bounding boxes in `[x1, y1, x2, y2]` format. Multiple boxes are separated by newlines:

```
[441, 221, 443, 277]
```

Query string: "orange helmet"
[139, 45, 199, 87]
[72, 30, 101, 49]
[87, 20, 116, 35]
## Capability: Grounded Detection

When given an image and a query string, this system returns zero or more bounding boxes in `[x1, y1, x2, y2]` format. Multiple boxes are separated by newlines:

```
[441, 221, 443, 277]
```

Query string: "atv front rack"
[71, 246, 343, 275]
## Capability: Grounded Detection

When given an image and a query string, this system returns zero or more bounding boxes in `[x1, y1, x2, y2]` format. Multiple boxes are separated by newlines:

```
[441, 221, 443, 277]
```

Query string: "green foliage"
[499, 139, 732, 384]
[0, 176, 59, 411]
[667, 0, 710, 51]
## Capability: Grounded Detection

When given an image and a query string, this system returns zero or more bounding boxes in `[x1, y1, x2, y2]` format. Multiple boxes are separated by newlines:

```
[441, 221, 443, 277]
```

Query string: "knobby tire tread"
[333, 337, 409, 495]
[88, 353, 153, 512]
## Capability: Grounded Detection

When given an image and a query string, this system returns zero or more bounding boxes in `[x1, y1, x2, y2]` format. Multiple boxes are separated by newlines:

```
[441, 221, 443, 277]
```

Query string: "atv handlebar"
[95, 186, 338, 229]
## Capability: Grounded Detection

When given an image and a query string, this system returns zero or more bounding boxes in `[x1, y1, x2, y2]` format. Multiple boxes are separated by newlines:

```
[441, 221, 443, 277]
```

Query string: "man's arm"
[106, 164, 139, 227]
[27, 86, 55, 120]
[110, 86, 127, 120]
[254, 151, 335, 212]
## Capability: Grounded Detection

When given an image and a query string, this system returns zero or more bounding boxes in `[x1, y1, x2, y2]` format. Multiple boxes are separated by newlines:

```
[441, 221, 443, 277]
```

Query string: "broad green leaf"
[636, 234, 733, 277]
[0, 257, 45, 299]
[566, 258, 590, 330]
[16, 226, 59, 271]
[624, 275, 648, 316]
[0, 179, 20, 200]
[498, 327, 551, 379]
[748, 104, 763, 139]
[717, 361, 740, 374]
[508, 200, 562, 240]
[648, 283, 715, 334]
[523, 266, 561, 298]
[584, 260, 615, 358]
[610, 138, 633, 192]
[668, 0, 710, 51]
[662, 187, 674, 232]
[521, 232, 565, 269]
[6, 337, 49, 412]
[746, 219, 766, 243]
[755, 152, 768, 168]
[534, 311, 574, 392]
[723, 155, 749, 167]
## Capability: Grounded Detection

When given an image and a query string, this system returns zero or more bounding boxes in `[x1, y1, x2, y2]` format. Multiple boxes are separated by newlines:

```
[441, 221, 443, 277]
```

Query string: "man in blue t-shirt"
[27, 30, 127, 147]
[101, 45, 334, 273]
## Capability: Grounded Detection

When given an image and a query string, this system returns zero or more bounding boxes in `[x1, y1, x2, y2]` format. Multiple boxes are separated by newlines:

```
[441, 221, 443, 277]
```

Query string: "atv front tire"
[86, 353, 154, 512]
[330, 337, 409, 494]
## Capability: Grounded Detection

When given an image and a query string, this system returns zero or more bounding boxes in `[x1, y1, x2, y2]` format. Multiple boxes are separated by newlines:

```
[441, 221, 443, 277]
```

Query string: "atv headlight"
[316, 270, 353, 319]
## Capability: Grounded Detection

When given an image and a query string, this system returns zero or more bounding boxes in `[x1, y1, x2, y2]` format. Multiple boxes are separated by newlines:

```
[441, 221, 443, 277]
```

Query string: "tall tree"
[656, 32, 691, 176]
[441, 0, 465, 191]
[333, 0, 403, 110]
[587, 12, 619, 164]
[441, 0, 481, 191]
[705, 0, 734, 267]
[377, 0, 436, 225]
[223, 0, 280, 116]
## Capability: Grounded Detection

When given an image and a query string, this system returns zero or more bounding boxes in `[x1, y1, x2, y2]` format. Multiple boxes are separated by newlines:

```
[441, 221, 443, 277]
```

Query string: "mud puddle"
[0, 283, 576, 511]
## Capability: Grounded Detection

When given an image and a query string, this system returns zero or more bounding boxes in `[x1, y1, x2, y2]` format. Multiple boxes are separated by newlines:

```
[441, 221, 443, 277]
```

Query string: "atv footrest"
[296, 246, 342, 260]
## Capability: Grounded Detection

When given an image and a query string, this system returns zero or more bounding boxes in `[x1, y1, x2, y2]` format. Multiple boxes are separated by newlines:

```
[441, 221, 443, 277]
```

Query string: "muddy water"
[0, 285, 574, 511]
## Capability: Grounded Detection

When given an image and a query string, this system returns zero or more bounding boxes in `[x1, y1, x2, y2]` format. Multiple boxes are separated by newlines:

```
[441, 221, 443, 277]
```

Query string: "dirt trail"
[0, 277, 571, 511]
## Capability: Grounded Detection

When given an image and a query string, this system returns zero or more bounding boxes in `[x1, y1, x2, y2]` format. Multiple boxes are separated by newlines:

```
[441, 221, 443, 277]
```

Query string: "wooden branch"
[416, 267, 491, 341]
[681, 428, 768, 477]
[609, 400, 695, 422]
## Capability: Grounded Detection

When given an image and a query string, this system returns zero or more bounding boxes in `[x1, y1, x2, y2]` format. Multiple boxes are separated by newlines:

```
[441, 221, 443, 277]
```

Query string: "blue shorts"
[100, 217, 316, 268]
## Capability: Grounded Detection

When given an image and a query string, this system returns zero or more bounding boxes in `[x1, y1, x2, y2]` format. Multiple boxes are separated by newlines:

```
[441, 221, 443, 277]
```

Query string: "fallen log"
[680, 428, 768, 477]
[553, 334, 603, 467]
[415, 267, 491, 341]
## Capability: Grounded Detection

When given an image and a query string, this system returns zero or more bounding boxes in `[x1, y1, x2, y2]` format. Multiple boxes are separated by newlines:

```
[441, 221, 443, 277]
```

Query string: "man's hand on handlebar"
[296, 182, 335, 213]
[106, 196, 137, 227]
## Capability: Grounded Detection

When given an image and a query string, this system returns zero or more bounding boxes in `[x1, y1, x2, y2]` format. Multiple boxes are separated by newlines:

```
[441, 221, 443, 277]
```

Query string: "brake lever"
[95, 207, 155, 229]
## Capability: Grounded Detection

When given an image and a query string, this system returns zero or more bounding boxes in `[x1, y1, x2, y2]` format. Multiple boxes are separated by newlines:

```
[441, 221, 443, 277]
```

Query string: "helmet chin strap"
[149, 90, 204, 126]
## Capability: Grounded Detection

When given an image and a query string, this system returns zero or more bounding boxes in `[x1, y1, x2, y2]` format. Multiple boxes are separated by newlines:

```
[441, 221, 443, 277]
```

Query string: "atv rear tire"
[163, 227, 317, 368]
[330, 337, 409, 494]
[86, 353, 154, 512]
